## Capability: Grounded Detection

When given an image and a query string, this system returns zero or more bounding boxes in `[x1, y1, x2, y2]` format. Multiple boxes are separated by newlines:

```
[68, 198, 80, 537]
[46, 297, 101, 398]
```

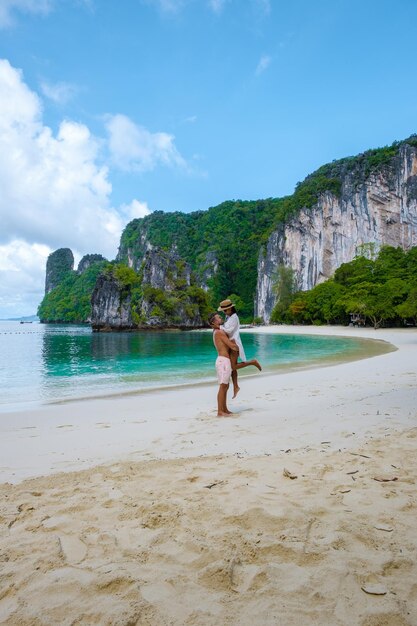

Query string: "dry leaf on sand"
[283, 468, 297, 479]
[361, 583, 388, 595]
[374, 524, 393, 532]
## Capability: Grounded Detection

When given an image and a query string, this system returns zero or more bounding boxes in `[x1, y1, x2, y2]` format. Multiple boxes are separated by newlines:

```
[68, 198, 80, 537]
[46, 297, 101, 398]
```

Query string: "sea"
[0, 321, 382, 411]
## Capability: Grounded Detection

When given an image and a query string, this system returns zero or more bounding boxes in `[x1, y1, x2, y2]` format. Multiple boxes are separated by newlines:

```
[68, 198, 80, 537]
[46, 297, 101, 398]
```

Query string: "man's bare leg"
[217, 383, 232, 416]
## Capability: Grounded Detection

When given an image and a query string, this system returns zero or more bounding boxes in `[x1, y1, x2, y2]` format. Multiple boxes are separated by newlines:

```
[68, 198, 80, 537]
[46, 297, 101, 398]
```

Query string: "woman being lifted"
[217, 299, 262, 398]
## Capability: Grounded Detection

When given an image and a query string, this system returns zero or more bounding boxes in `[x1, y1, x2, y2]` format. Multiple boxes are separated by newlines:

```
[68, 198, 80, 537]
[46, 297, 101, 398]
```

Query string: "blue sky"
[1, 0, 417, 316]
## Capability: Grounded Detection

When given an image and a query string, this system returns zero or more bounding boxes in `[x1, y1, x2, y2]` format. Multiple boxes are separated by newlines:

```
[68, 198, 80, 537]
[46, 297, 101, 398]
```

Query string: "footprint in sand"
[58, 534, 87, 564]
[196, 412, 216, 420]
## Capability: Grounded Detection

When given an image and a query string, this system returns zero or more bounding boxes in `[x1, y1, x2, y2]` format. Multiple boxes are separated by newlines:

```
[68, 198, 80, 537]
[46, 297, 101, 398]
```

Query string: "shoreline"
[32, 331, 395, 409]
[0, 325, 415, 484]
[1, 325, 394, 414]
[1, 325, 416, 625]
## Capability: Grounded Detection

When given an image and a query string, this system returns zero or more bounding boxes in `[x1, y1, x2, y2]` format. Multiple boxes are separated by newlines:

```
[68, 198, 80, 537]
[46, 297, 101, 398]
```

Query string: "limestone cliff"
[45, 248, 74, 294]
[255, 143, 417, 322]
[139, 248, 204, 328]
[142, 247, 192, 292]
[39, 252, 107, 323]
[197, 250, 219, 292]
[77, 254, 107, 274]
[91, 246, 206, 331]
[91, 273, 135, 330]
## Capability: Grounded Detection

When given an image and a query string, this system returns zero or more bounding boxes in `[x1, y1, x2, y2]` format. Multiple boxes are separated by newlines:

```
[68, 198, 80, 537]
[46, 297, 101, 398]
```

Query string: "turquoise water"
[0, 321, 382, 410]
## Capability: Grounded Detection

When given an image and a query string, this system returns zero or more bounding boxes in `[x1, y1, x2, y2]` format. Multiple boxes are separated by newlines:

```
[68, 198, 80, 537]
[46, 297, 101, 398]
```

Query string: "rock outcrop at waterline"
[91, 247, 206, 331]
[91, 273, 135, 330]
[255, 142, 417, 322]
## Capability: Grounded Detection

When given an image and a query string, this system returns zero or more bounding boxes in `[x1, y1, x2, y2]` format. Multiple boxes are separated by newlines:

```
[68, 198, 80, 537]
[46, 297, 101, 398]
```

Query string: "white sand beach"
[0, 326, 416, 625]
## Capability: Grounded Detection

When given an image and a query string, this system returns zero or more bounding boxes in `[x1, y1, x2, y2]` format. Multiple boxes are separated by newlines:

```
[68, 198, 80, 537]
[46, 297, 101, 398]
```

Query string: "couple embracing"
[209, 299, 262, 417]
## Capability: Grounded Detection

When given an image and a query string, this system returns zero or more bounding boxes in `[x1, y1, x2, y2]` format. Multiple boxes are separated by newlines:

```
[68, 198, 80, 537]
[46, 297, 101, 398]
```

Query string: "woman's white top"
[221, 313, 246, 362]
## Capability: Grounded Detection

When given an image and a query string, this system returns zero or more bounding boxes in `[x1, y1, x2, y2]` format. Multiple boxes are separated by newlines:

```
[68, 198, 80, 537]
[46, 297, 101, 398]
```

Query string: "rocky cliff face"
[139, 247, 203, 328]
[77, 254, 107, 274]
[91, 274, 135, 330]
[255, 144, 417, 322]
[45, 248, 74, 294]
[197, 250, 218, 292]
[142, 247, 192, 291]
[91, 246, 205, 330]
[117, 229, 152, 273]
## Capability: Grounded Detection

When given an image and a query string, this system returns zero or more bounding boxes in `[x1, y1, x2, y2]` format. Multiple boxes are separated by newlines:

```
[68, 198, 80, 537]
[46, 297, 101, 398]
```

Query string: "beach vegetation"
[103, 263, 142, 304]
[396, 287, 417, 325]
[252, 316, 264, 325]
[272, 245, 417, 328]
[141, 284, 210, 325]
[270, 266, 297, 323]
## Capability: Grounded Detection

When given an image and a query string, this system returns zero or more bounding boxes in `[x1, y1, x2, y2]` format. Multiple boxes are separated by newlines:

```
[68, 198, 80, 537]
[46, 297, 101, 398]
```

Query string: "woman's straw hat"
[217, 299, 235, 312]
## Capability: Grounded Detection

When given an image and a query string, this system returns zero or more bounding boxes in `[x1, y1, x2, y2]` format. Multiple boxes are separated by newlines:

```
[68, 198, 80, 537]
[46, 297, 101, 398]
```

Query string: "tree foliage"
[271, 245, 417, 328]
[38, 261, 107, 322]
[270, 266, 297, 323]
[45, 248, 74, 292]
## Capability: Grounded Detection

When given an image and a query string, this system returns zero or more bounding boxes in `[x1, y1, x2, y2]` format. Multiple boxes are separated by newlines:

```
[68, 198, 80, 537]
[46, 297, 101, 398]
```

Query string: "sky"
[0, 0, 417, 317]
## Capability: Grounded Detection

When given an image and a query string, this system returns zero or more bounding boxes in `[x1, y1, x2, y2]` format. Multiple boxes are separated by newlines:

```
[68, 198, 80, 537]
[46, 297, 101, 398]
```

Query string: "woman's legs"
[230, 353, 262, 399]
[229, 350, 240, 398]
[235, 359, 262, 371]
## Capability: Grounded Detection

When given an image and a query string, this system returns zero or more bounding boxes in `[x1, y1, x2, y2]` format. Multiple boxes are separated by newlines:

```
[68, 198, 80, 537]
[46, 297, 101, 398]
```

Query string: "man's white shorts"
[215, 356, 232, 385]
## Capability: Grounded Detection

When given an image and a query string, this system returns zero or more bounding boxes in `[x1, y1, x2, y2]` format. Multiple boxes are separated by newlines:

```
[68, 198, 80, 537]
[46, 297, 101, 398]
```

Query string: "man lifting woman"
[209, 299, 262, 417]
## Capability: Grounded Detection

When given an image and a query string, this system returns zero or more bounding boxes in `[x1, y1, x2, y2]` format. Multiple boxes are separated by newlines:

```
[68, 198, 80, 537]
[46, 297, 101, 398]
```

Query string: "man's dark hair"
[208, 312, 218, 326]
[228, 306, 237, 315]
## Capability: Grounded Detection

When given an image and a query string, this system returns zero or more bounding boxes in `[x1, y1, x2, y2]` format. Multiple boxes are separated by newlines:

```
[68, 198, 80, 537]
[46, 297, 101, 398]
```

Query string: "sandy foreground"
[0, 325, 416, 625]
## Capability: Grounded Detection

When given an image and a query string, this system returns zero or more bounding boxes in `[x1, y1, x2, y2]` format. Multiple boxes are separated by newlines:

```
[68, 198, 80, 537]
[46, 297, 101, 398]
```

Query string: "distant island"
[38, 135, 417, 330]
[2, 315, 39, 322]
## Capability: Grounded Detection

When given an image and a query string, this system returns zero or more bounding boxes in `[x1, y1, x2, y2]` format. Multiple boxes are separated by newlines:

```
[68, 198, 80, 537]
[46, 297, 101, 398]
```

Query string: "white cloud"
[0, 240, 51, 316]
[0, 59, 154, 317]
[118, 199, 151, 222]
[106, 113, 187, 173]
[0, 61, 114, 253]
[40, 80, 77, 105]
[0, 0, 53, 28]
[255, 54, 271, 75]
